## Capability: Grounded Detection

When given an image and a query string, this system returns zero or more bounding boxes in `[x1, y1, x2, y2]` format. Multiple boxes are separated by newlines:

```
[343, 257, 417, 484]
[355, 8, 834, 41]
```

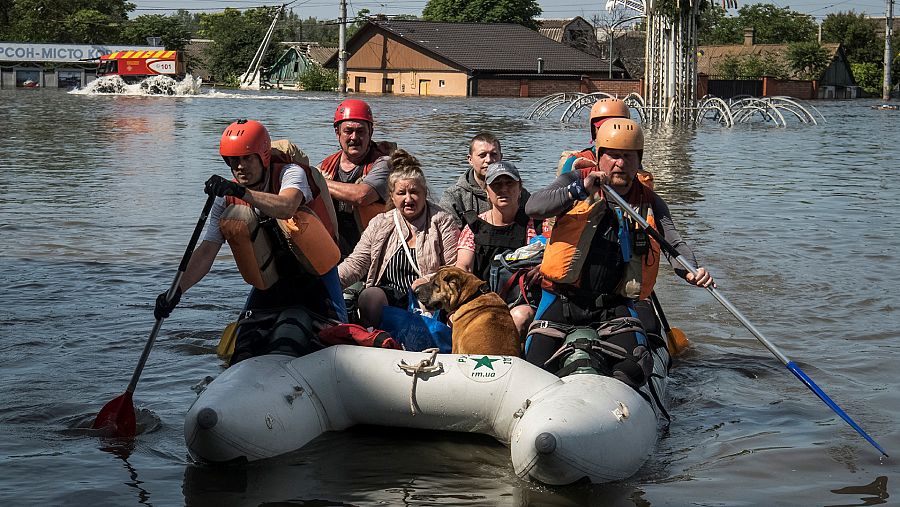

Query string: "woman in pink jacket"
[338, 149, 459, 328]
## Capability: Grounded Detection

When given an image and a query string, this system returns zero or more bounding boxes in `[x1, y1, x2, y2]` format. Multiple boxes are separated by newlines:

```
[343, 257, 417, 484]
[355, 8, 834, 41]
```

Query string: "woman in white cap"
[455, 161, 546, 340]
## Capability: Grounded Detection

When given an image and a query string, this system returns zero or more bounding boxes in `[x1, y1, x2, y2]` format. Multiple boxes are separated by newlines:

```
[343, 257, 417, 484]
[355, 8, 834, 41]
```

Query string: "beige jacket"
[338, 201, 460, 288]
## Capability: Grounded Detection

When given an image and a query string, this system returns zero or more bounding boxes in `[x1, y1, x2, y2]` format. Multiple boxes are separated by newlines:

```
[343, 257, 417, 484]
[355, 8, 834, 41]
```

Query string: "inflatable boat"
[185, 344, 669, 485]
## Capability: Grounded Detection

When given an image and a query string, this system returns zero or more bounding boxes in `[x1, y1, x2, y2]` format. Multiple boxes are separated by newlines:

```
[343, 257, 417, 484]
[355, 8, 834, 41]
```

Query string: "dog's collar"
[457, 282, 491, 309]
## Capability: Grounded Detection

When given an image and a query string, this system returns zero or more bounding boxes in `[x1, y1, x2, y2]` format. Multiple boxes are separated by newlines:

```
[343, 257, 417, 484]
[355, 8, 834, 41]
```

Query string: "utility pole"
[338, 0, 347, 93]
[885, 0, 894, 101]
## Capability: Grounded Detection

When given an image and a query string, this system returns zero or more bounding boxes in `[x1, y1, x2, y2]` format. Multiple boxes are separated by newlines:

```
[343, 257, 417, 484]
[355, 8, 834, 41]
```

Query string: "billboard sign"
[0, 43, 164, 63]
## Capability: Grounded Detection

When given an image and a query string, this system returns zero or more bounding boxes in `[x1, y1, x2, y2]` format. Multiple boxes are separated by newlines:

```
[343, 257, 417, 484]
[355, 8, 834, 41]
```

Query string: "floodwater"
[1, 86, 898, 506]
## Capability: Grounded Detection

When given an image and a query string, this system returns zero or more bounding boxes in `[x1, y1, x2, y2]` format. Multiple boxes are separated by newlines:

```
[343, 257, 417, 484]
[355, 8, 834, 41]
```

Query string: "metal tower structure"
[607, 0, 738, 124]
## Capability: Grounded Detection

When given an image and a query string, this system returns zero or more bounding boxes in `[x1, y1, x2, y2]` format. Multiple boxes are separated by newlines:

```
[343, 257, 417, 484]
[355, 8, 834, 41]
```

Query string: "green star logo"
[471, 356, 500, 370]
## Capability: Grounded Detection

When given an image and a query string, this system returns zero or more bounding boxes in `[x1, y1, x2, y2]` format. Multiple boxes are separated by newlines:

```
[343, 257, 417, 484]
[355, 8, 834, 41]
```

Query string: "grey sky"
[131, 0, 889, 21]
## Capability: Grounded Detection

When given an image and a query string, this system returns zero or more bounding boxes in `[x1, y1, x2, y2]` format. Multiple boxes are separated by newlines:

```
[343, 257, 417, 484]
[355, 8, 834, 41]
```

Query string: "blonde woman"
[338, 149, 459, 328]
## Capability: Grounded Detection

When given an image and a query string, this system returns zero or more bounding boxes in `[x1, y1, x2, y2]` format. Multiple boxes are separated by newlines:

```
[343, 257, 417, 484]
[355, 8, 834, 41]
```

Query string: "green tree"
[65, 8, 120, 44]
[715, 54, 743, 78]
[785, 41, 830, 80]
[198, 7, 282, 83]
[122, 14, 191, 51]
[821, 11, 880, 64]
[173, 9, 201, 35]
[698, 3, 740, 45]
[699, 3, 817, 45]
[851, 61, 881, 94]
[290, 16, 338, 45]
[3, 0, 134, 43]
[422, 0, 542, 30]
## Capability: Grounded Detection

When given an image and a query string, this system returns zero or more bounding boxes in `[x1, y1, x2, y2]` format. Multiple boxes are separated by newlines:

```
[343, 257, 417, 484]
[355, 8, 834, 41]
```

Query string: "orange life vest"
[540, 175, 660, 301]
[219, 161, 341, 289]
[318, 140, 395, 232]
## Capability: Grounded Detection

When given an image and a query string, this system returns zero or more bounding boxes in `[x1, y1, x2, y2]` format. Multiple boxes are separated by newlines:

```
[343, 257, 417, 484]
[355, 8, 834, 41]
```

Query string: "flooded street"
[1, 88, 898, 506]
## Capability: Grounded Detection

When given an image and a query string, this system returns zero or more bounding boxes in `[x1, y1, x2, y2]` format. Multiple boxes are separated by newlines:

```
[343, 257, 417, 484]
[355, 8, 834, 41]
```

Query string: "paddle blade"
[666, 327, 691, 356]
[93, 391, 136, 437]
[216, 321, 238, 360]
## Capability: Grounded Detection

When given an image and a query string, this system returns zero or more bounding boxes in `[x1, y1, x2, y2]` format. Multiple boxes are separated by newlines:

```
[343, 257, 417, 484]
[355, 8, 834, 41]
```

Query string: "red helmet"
[220, 119, 271, 167]
[333, 99, 373, 127]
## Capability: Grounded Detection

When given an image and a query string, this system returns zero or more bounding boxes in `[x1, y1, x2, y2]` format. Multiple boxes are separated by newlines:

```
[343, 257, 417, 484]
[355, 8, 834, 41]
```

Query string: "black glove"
[154, 287, 182, 320]
[204, 174, 246, 199]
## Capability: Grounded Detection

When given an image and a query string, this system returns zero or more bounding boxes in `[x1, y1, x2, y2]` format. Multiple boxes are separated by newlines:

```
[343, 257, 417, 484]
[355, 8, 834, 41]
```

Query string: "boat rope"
[398, 348, 441, 415]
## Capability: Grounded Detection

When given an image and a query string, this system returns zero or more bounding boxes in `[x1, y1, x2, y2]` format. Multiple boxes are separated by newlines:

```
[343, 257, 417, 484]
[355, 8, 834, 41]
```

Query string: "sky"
[130, 0, 890, 22]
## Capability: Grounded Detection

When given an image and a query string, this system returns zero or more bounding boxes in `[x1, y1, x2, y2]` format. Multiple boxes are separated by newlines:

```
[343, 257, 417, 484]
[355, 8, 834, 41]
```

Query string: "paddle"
[215, 321, 240, 360]
[603, 184, 889, 457]
[650, 291, 690, 356]
[93, 194, 216, 437]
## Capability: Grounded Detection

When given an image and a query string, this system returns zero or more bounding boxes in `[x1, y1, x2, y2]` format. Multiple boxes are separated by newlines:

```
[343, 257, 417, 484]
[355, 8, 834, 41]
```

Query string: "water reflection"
[827, 476, 889, 507]
[182, 426, 654, 507]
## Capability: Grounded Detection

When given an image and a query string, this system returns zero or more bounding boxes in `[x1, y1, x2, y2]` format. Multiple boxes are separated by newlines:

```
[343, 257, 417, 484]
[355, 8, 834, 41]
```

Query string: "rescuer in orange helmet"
[556, 98, 654, 190]
[318, 98, 397, 256]
[524, 119, 713, 380]
[153, 119, 347, 364]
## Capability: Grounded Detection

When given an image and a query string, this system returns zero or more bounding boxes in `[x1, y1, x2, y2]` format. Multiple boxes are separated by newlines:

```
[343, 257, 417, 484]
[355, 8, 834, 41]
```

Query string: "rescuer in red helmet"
[153, 119, 348, 364]
[318, 98, 396, 256]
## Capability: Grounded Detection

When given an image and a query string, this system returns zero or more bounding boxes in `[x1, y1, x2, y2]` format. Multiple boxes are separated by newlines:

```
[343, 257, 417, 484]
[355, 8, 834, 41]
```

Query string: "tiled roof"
[697, 42, 841, 78]
[341, 19, 618, 74]
[307, 46, 337, 65]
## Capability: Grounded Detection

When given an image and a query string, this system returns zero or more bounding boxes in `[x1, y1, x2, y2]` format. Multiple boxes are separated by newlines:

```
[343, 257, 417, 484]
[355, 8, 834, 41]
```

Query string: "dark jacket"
[439, 168, 531, 228]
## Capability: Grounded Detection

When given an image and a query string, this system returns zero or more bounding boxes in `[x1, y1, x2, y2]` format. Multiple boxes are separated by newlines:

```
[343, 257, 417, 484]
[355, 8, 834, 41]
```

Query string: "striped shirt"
[379, 246, 419, 294]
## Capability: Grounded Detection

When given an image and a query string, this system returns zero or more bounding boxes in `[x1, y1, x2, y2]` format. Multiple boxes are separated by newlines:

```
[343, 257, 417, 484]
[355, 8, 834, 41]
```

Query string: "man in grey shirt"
[439, 132, 530, 228]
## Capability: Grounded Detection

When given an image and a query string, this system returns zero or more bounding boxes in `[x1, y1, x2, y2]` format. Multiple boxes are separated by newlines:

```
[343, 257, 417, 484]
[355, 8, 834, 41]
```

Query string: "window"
[439, 80, 445, 87]
[58, 70, 82, 89]
[16, 69, 40, 87]
[384, 78, 394, 93]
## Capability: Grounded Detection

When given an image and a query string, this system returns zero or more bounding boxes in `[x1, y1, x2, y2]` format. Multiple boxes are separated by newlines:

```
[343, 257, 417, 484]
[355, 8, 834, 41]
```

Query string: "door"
[418, 79, 430, 96]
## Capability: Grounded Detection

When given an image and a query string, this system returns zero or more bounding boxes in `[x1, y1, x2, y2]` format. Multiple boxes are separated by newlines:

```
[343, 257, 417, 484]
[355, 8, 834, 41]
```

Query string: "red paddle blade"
[92, 391, 136, 437]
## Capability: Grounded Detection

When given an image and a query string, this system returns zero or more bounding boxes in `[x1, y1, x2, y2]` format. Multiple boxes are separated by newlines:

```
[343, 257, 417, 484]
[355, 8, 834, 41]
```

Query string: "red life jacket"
[317, 323, 401, 349]
[318, 141, 395, 232]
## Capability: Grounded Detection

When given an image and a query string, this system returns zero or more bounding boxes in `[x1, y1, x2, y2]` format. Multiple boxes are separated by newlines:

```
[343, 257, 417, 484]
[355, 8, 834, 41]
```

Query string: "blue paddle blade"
[786, 362, 888, 457]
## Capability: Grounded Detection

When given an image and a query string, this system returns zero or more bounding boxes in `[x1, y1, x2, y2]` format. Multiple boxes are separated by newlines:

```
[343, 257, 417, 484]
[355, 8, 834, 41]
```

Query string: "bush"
[298, 64, 338, 91]
[715, 54, 789, 79]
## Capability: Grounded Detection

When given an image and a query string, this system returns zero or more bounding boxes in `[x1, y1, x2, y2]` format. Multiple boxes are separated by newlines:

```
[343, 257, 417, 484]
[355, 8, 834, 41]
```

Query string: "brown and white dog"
[414, 266, 521, 356]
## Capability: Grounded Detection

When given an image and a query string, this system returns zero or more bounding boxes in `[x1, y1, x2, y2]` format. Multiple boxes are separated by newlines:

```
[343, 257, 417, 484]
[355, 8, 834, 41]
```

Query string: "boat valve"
[196, 407, 218, 430]
[535, 432, 557, 455]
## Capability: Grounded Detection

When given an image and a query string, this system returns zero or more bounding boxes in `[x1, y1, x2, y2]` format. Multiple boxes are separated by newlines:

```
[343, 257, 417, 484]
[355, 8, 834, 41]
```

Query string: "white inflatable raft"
[185, 345, 669, 485]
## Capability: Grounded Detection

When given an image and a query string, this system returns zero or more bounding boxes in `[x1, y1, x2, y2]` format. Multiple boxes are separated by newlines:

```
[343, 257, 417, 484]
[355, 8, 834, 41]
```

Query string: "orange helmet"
[595, 118, 644, 159]
[220, 119, 271, 168]
[333, 99, 374, 127]
[589, 98, 631, 140]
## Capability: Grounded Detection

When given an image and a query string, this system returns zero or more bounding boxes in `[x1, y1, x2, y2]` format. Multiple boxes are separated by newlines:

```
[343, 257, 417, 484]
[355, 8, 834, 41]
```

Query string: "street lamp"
[607, 15, 644, 79]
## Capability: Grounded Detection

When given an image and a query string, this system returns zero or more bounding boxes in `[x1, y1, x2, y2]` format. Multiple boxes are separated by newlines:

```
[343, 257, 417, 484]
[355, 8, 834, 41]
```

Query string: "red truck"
[96, 50, 185, 83]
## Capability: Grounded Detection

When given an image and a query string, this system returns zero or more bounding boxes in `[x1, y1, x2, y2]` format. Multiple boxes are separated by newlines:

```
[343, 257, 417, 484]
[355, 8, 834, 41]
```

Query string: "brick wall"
[476, 78, 580, 97]
[762, 77, 815, 99]
[476, 77, 642, 97]
[583, 79, 641, 97]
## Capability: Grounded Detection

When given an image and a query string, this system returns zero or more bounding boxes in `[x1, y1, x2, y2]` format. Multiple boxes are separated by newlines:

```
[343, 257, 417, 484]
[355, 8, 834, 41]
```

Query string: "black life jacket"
[463, 209, 532, 282]
[578, 204, 626, 298]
